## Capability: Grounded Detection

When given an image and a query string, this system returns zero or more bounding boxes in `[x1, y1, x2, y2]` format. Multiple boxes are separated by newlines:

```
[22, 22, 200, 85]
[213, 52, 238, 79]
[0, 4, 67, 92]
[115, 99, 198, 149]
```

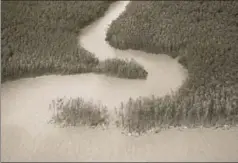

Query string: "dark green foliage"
[95, 58, 148, 79]
[50, 97, 109, 127]
[107, 1, 238, 133]
[1, 1, 114, 82]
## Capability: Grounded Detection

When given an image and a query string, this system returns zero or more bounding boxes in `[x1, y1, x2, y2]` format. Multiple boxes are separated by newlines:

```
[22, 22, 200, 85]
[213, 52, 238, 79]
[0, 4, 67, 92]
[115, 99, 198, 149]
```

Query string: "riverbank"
[1, 1, 109, 82]
[1, 1, 147, 82]
[106, 1, 238, 132]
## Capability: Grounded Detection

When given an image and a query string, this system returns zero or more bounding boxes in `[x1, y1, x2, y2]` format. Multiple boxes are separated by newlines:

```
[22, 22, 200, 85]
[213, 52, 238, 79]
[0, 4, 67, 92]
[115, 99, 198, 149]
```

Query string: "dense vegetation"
[1, 1, 147, 82]
[49, 97, 109, 127]
[1, 1, 113, 82]
[95, 58, 148, 79]
[4, 1, 238, 134]
[107, 1, 238, 133]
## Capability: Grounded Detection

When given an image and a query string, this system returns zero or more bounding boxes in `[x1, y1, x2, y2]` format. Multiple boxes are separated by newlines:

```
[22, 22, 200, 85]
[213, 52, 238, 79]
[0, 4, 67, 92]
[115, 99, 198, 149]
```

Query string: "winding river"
[1, 1, 238, 161]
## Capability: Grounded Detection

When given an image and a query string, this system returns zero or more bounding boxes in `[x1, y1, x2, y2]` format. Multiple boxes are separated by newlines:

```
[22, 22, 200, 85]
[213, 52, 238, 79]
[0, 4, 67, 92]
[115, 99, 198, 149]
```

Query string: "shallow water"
[1, 1, 238, 161]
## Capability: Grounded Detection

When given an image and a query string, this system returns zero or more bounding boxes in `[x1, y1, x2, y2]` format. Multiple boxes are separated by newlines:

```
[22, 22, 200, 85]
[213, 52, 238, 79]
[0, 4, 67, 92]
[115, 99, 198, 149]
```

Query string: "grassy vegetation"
[49, 97, 109, 127]
[94, 58, 148, 79]
[1, 1, 114, 82]
[107, 1, 238, 133]
[1, 1, 147, 83]
[4, 1, 237, 133]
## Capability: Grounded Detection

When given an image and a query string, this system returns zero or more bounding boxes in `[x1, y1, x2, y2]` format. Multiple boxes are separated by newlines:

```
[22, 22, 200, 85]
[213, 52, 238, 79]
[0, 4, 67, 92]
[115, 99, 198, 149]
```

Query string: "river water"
[1, 1, 238, 161]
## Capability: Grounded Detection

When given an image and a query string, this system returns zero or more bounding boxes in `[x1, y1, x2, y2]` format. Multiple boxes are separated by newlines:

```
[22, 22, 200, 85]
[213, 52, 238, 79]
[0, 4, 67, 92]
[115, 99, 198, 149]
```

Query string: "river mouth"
[1, 1, 238, 162]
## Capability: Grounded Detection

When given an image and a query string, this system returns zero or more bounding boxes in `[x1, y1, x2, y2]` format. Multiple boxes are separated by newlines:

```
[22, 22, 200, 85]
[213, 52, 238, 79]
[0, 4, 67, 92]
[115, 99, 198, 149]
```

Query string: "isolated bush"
[108, 1, 238, 133]
[50, 97, 109, 127]
[1, 1, 114, 82]
[95, 58, 148, 79]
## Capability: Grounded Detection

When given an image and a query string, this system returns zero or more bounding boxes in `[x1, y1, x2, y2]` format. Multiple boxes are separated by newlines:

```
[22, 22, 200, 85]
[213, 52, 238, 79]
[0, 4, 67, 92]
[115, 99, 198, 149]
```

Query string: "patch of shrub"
[107, 1, 238, 133]
[1, 1, 114, 82]
[49, 97, 109, 127]
[94, 58, 148, 79]
[117, 83, 238, 134]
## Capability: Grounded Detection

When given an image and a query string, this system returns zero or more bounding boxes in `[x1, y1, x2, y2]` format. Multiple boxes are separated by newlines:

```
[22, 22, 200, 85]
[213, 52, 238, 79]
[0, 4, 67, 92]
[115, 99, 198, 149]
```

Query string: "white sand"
[1, 1, 238, 162]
